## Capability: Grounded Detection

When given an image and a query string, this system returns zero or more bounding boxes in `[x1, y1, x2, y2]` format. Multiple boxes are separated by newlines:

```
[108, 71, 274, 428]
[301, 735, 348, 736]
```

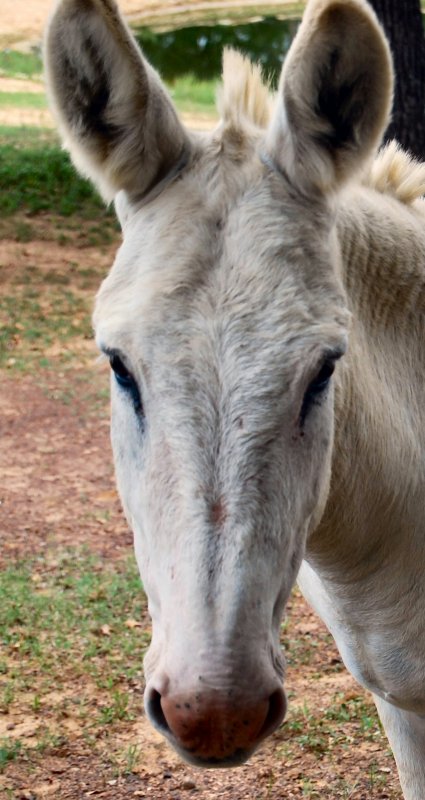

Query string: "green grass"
[0, 91, 47, 109]
[0, 551, 147, 658]
[282, 693, 383, 760]
[0, 125, 57, 147]
[0, 279, 93, 369]
[0, 551, 150, 773]
[0, 49, 42, 79]
[0, 249, 120, 371]
[168, 75, 217, 116]
[0, 550, 149, 747]
[0, 738, 22, 770]
[0, 140, 106, 216]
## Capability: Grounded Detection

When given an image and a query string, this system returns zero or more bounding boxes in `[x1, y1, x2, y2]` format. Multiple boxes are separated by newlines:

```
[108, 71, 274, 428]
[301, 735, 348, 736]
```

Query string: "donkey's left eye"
[300, 358, 336, 426]
[109, 355, 143, 413]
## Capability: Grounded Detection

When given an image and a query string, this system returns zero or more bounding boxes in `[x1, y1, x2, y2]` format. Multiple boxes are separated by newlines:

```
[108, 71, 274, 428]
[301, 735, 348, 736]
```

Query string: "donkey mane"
[218, 49, 272, 130]
[220, 51, 425, 205]
[366, 141, 425, 204]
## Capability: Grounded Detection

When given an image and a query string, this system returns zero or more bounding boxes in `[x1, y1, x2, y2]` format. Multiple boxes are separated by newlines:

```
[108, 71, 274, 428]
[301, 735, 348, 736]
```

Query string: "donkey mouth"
[171, 742, 256, 769]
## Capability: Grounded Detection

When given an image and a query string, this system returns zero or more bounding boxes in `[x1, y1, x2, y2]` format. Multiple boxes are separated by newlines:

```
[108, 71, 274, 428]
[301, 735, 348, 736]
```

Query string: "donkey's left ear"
[44, 0, 191, 202]
[266, 0, 393, 194]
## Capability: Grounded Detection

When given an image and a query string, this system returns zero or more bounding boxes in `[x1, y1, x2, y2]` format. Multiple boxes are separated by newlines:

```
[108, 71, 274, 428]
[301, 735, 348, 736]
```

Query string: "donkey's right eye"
[109, 355, 143, 414]
[110, 354, 133, 387]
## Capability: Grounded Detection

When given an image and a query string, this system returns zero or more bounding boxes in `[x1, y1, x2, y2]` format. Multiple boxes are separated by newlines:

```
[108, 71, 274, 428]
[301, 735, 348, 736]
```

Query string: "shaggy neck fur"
[309, 185, 425, 587]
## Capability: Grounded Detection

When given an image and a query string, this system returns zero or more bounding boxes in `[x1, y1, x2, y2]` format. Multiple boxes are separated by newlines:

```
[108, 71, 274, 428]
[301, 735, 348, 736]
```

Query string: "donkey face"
[45, 0, 392, 767]
[96, 139, 350, 763]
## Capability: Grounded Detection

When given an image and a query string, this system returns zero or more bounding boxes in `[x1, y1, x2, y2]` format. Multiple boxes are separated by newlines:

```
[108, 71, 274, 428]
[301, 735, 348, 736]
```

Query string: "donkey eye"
[110, 354, 133, 386]
[109, 355, 143, 414]
[300, 358, 336, 426]
[308, 359, 336, 394]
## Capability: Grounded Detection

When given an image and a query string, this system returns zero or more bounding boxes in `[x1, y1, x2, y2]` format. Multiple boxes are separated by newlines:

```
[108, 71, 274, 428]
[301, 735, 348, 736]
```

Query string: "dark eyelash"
[109, 354, 143, 414]
[300, 358, 336, 427]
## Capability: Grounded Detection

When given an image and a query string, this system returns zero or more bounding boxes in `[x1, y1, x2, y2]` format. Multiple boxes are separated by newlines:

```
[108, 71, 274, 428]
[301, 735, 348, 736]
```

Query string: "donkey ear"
[266, 0, 393, 194]
[44, 0, 191, 202]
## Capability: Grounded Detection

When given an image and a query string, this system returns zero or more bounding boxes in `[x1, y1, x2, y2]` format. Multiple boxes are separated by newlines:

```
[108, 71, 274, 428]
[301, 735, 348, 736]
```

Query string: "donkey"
[44, 0, 425, 796]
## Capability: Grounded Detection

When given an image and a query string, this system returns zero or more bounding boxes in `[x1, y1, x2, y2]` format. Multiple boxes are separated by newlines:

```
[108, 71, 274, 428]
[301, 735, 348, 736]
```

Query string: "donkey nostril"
[146, 688, 171, 736]
[259, 688, 286, 740]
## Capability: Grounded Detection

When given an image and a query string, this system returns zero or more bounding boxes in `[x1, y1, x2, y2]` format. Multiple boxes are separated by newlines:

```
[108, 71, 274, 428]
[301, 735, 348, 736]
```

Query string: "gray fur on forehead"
[94, 130, 348, 364]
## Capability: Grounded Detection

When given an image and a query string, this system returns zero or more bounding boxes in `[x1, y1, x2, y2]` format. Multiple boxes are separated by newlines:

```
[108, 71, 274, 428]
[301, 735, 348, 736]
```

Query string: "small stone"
[181, 780, 196, 790]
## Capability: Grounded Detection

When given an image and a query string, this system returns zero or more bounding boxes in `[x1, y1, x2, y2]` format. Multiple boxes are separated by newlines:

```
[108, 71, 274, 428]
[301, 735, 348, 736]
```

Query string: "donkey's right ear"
[44, 0, 191, 202]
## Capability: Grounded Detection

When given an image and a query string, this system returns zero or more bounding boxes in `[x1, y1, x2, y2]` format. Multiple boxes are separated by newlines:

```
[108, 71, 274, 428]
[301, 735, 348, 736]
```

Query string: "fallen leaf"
[125, 619, 142, 629]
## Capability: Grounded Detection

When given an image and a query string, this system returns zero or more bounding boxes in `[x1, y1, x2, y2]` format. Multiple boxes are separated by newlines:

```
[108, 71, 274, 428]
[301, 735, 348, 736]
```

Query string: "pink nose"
[145, 686, 286, 765]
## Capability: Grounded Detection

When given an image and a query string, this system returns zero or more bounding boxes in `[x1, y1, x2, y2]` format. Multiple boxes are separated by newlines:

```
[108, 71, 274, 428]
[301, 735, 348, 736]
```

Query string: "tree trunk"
[369, 0, 425, 160]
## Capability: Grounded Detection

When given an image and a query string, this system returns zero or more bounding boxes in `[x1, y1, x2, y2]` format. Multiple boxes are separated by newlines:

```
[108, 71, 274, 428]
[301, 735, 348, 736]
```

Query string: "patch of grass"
[0, 91, 47, 109]
[0, 125, 57, 147]
[34, 729, 67, 755]
[0, 550, 147, 657]
[301, 778, 321, 798]
[0, 49, 42, 79]
[0, 738, 23, 771]
[325, 693, 382, 739]
[0, 210, 120, 371]
[98, 690, 132, 724]
[14, 220, 34, 242]
[168, 75, 217, 116]
[0, 282, 92, 368]
[0, 141, 106, 217]
[282, 624, 335, 669]
[108, 741, 142, 778]
[283, 691, 383, 759]
[0, 550, 149, 750]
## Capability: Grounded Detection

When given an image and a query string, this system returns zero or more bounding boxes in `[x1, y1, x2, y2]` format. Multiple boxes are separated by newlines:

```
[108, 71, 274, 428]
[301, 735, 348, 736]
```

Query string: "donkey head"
[45, 0, 392, 767]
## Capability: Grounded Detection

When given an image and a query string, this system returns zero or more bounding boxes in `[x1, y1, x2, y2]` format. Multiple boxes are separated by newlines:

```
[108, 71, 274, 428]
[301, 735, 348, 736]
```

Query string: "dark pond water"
[136, 16, 300, 87]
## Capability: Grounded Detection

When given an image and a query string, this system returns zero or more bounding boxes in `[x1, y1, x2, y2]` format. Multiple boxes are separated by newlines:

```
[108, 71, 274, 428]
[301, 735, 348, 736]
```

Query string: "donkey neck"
[307, 185, 425, 586]
[338, 186, 425, 325]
